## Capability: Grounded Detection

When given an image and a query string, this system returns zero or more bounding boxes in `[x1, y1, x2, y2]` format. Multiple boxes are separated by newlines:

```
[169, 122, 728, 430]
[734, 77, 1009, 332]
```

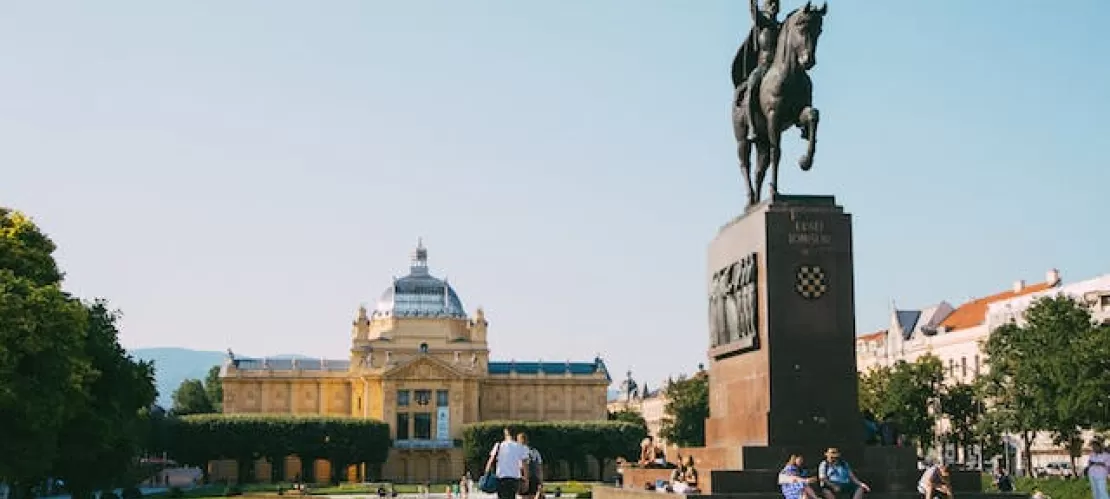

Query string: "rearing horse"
[733, 2, 826, 207]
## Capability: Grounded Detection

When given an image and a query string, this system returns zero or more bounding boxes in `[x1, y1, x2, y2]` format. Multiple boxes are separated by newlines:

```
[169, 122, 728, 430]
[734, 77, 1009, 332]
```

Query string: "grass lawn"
[150, 481, 598, 499]
[981, 474, 1096, 499]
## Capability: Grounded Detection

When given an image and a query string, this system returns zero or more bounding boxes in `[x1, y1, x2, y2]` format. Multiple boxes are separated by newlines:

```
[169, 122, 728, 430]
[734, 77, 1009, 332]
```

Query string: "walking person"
[517, 433, 544, 499]
[484, 427, 531, 499]
[1088, 441, 1110, 499]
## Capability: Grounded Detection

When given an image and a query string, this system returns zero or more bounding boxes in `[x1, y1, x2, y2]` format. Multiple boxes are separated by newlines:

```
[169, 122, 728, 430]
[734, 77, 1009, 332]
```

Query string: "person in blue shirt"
[818, 448, 871, 499]
[779, 454, 825, 499]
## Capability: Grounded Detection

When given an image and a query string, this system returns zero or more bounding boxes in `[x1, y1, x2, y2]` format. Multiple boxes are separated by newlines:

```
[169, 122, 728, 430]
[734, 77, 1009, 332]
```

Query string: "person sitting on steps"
[818, 448, 871, 499]
[918, 461, 954, 499]
[779, 454, 826, 499]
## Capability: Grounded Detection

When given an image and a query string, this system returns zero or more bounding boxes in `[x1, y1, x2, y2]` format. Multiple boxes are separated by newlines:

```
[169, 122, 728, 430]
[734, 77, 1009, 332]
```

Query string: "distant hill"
[130, 347, 227, 408]
[130, 348, 313, 408]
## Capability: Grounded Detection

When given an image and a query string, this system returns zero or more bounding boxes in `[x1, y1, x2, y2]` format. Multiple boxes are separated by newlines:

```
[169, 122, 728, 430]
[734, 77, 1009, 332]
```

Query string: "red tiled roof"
[857, 329, 887, 342]
[939, 281, 1056, 331]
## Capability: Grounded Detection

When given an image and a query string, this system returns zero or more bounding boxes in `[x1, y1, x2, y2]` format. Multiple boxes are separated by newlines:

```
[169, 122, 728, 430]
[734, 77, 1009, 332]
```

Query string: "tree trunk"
[1022, 431, 1034, 477]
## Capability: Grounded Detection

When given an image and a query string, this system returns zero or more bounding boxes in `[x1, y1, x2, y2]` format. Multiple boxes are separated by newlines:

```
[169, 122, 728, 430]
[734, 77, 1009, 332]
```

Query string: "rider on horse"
[735, 0, 782, 141]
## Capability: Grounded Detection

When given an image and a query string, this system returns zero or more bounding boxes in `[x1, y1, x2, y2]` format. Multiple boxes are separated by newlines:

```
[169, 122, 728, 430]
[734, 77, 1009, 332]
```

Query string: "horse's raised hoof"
[799, 155, 813, 171]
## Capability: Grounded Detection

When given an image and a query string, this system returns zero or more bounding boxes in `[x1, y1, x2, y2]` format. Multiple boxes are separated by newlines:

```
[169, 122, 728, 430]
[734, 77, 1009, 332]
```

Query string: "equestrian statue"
[731, 0, 827, 207]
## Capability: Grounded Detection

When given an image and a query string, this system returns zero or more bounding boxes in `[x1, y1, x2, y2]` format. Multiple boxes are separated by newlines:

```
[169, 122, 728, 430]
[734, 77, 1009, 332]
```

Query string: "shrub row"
[166, 415, 391, 483]
[461, 421, 646, 481]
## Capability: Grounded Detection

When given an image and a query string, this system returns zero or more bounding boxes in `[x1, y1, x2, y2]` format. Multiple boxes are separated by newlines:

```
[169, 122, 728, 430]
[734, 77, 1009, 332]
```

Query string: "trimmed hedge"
[462, 421, 646, 481]
[166, 415, 391, 483]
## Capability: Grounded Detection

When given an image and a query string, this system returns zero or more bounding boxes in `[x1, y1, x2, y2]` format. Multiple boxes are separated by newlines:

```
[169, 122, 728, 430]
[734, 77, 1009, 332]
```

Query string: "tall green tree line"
[0, 208, 157, 499]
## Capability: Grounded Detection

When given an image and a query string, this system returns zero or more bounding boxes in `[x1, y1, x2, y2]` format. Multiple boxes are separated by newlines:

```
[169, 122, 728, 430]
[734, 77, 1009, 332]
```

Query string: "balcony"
[393, 439, 459, 449]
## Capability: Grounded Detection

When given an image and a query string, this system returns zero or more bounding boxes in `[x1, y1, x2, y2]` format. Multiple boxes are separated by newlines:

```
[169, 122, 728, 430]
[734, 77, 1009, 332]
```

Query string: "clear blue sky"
[2, 1, 1108, 390]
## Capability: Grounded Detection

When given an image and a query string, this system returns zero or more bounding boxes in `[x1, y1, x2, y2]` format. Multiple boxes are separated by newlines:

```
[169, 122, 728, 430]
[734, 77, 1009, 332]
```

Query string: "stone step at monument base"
[593, 487, 1025, 499]
[729, 445, 919, 473]
[710, 468, 982, 494]
[672, 493, 1022, 499]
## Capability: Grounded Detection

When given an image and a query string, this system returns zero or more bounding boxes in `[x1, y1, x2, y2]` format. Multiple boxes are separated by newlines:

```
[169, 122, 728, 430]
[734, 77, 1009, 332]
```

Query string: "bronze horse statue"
[732, 2, 827, 207]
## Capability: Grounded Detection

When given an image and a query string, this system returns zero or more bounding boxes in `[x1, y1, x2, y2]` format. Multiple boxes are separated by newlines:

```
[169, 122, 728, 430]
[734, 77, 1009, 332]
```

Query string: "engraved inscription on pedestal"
[708, 252, 758, 359]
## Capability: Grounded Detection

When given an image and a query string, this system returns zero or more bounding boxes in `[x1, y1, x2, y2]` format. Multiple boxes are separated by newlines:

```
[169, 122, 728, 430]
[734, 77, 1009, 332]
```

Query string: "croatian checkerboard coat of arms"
[794, 265, 828, 299]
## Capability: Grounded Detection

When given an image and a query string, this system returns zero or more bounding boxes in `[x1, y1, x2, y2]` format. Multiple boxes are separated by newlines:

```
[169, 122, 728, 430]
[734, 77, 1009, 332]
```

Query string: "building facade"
[856, 269, 1110, 473]
[607, 375, 668, 445]
[219, 242, 611, 483]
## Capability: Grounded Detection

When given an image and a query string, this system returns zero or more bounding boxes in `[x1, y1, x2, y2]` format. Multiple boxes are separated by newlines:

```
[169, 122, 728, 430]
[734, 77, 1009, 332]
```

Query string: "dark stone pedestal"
[599, 196, 1007, 499]
[705, 195, 859, 463]
[699, 196, 918, 494]
[596, 196, 996, 499]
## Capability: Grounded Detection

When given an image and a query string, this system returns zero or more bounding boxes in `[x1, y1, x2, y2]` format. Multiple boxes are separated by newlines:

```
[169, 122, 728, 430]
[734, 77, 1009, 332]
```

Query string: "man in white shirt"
[485, 427, 531, 499]
[1088, 441, 1109, 499]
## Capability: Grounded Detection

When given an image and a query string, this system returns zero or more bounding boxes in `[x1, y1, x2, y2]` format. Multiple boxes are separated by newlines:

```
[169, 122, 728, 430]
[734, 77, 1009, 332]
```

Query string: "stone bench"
[621, 467, 681, 490]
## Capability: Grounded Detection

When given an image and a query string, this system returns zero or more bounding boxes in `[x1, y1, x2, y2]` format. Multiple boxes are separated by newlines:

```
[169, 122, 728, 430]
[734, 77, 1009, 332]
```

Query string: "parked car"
[1038, 461, 1075, 477]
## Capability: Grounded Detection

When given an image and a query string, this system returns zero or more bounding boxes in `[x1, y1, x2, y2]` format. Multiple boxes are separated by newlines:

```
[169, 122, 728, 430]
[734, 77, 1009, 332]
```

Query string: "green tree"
[0, 208, 62, 286]
[172, 379, 215, 415]
[856, 354, 944, 450]
[659, 370, 708, 447]
[53, 301, 158, 499]
[608, 408, 648, 429]
[205, 365, 224, 412]
[939, 382, 984, 462]
[0, 209, 92, 497]
[985, 295, 1110, 472]
[858, 365, 892, 420]
[980, 295, 1110, 474]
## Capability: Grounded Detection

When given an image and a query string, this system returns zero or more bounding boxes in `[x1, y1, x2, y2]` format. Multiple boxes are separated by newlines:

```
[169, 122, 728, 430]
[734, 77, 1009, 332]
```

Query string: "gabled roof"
[895, 310, 921, 340]
[384, 354, 471, 379]
[940, 281, 1057, 331]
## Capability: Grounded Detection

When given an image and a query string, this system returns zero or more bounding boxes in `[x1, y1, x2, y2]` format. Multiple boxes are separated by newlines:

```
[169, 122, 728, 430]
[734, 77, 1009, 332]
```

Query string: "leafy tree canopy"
[659, 370, 708, 447]
[858, 354, 944, 450]
[205, 365, 224, 413]
[608, 408, 648, 430]
[0, 209, 91, 489]
[981, 294, 1110, 472]
[172, 379, 215, 416]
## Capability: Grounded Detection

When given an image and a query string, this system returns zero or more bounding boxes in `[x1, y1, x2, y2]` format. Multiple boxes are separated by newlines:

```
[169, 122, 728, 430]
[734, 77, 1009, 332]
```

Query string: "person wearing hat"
[818, 448, 870, 499]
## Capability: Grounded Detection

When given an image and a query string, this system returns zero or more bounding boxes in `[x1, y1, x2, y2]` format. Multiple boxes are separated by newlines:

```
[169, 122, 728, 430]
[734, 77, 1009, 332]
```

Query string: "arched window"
[419, 342, 429, 354]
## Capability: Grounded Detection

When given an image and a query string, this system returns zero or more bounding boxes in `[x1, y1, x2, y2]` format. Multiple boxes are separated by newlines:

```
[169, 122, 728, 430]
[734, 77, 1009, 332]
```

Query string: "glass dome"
[372, 241, 467, 319]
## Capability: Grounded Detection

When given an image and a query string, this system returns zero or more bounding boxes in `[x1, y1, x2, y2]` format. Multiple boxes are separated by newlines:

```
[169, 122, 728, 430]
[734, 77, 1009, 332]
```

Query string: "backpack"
[527, 448, 542, 483]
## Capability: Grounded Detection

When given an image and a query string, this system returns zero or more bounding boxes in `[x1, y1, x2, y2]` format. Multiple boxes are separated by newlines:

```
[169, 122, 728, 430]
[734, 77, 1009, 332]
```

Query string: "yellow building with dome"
[219, 241, 612, 483]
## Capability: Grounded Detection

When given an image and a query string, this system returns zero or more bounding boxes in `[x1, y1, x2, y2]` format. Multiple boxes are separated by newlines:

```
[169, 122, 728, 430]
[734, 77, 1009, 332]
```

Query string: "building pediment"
[384, 355, 469, 380]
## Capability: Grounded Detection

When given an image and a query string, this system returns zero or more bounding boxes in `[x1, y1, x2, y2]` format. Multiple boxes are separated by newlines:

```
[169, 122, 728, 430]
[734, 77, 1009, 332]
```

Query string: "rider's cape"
[730, 25, 760, 89]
